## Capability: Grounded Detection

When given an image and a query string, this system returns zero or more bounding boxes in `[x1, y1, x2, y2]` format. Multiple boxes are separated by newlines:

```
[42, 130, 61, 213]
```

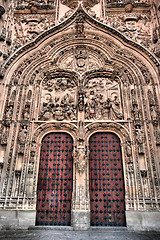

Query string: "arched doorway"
[89, 132, 126, 226]
[36, 132, 73, 226]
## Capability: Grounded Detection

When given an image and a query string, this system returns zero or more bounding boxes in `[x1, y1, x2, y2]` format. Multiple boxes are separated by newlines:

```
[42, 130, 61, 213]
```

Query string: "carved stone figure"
[85, 77, 123, 120]
[132, 103, 140, 121]
[150, 105, 157, 122]
[128, 161, 134, 174]
[0, 27, 6, 41]
[148, 90, 155, 106]
[135, 125, 144, 154]
[73, 147, 87, 175]
[103, 98, 112, 119]
[112, 96, 123, 119]
[126, 140, 132, 163]
[27, 90, 32, 101]
[5, 106, 13, 124]
[78, 85, 84, 112]
[30, 143, 36, 161]
[39, 93, 54, 120]
[18, 126, 28, 144]
[10, 90, 16, 103]
[78, 120, 85, 143]
[1, 127, 9, 145]
[39, 75, 77, 121]
[22, 105, 30, 120]
[156, 131, 160, 145]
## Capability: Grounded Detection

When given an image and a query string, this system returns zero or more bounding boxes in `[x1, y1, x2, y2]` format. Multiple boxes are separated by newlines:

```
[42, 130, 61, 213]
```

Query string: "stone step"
[28, 226, 74, 231]
[90, 226, 128, 232]
[29, 226, 128, 231]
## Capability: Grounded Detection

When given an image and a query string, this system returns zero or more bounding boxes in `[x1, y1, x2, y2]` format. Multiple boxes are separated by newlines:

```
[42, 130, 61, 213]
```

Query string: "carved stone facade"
[0, 0, 159, 231]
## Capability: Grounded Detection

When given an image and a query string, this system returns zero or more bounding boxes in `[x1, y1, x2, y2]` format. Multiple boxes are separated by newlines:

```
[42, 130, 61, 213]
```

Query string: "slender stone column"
[72, 145, 90, 230]
[72, 101, 90, 230]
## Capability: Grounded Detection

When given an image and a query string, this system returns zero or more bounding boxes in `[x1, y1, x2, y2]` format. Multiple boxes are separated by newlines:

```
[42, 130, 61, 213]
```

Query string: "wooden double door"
[36, 132, 125, 227]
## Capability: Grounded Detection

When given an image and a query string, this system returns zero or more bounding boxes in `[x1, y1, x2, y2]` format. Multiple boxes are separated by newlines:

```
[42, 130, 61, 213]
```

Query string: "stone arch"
[0, 6, 158, 86]
[1, 4, 159, 124]
[0, 4, 159, 231]
[1, 5, 159, 76]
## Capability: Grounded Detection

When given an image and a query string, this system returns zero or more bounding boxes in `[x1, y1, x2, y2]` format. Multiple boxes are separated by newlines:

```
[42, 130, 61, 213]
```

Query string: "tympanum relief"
[58, 46, 104, 74]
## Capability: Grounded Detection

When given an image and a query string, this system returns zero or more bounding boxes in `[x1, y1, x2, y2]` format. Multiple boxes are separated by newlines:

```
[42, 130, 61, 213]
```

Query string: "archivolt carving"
[85, 122, 129, 143]
[0, 126, 9, 145]
[32, 122, 77, 143]
[6, 32, 156, 93]
[1, 4, 158, 82]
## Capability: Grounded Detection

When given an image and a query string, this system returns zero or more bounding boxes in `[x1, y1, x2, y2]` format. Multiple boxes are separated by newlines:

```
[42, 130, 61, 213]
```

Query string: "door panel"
[89, 132, 125, 226]
[36, 132, 73, 226]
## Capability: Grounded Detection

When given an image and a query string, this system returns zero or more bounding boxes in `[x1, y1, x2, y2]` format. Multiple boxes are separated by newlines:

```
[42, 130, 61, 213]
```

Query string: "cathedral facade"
[0, 0, 159, 231]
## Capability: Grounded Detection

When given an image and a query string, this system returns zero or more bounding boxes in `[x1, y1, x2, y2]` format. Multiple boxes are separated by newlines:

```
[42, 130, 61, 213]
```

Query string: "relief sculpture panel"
[38, 73, 123, 122]
[84, 77, 123, 120]
[39, 76, 77, 121]
[58, 46, 104, 74]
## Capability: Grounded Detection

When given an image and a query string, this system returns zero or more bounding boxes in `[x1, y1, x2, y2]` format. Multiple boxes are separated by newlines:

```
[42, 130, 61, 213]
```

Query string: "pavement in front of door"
[0, 228, 160, 240]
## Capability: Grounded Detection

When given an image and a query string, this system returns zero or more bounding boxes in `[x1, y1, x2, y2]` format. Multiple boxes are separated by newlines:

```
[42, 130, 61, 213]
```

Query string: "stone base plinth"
[0, 210, 36, 230]
[126, 211, 160, 231]
[0, 209, 160, 231]
[72, 210, 90, 230]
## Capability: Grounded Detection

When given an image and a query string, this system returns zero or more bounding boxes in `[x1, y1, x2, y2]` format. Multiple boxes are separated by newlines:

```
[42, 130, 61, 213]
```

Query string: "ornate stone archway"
[0, 5, 159, 231]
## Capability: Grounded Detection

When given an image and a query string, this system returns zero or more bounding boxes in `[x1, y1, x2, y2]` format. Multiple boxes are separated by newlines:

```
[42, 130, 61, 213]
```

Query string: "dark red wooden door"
[89, 132, 125, 226]
[36, 132, 73, 226]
